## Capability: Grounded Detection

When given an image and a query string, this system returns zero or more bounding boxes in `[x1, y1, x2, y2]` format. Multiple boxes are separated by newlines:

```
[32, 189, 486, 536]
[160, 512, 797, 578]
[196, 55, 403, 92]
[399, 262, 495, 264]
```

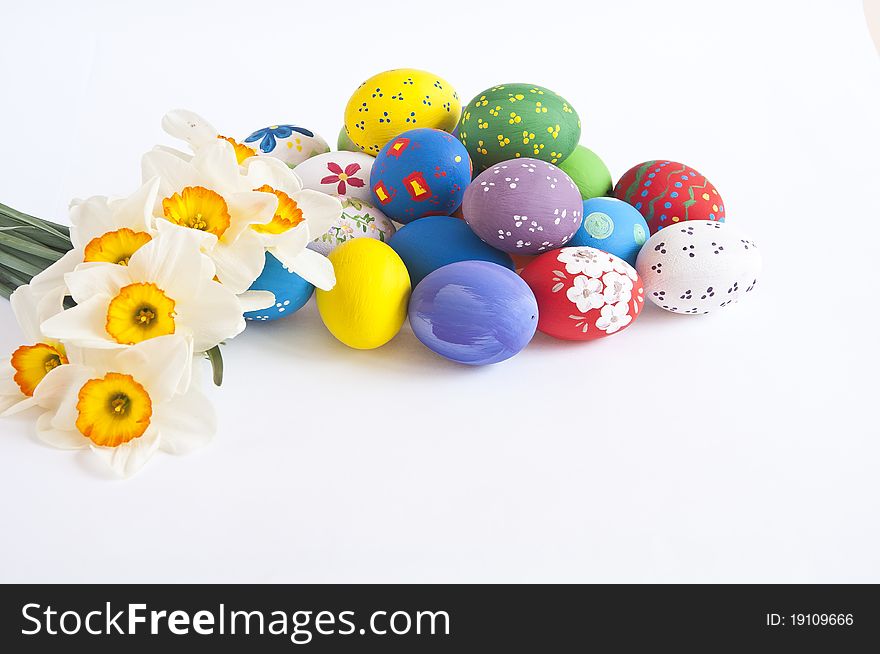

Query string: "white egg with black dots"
[636, 221, 762, 314]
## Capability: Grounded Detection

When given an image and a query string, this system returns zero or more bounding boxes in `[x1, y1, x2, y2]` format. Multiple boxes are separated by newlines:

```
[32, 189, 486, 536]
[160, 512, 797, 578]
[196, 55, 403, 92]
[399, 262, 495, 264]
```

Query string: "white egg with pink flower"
[293, 152, 375, 203]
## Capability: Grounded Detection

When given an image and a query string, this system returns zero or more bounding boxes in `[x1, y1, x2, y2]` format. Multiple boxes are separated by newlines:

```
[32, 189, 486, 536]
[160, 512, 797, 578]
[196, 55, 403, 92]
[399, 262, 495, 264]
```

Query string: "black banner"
[0, 584, 875, 650]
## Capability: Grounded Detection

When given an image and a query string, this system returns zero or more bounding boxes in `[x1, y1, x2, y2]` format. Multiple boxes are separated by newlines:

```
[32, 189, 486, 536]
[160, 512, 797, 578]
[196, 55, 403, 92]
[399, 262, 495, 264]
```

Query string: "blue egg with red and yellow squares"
[369, 128, 471, 225]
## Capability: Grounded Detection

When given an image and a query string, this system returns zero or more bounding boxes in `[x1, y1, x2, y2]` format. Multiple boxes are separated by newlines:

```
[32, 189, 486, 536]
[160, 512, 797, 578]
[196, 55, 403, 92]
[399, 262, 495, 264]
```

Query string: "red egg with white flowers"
[520, 246, 644, 341]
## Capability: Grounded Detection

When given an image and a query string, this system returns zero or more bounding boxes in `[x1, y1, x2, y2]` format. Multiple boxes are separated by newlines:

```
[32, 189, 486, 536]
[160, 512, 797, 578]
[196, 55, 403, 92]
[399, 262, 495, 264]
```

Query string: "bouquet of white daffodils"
[0, 111, 342, 477]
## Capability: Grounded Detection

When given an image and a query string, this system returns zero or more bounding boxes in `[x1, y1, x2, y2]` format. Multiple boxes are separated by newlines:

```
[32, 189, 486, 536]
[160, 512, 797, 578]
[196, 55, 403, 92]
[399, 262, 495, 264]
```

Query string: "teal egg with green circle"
[567, 197, 649, 267]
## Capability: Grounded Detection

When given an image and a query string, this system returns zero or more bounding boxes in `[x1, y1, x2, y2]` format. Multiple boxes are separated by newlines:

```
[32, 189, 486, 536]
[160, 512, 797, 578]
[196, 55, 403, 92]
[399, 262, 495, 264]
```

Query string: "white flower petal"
[107, 177, 160, 233]
[244, 156, 303, 196]
[69, 196, 113, 247]
[141, 148, 201, 205]
[210, 229, 266, 295]
[90, 428, 161, 477]
[113, 335, 192, 403]
[192, 140, 243, 192]
[279, 247, 336, 291]
[224, 190, 278, 242]
[161, 109, 219, 150]
[64, 262, 130, 304]
[238, 290, 276, 313]
[127, 221, 214, 301]
[292, 189, 342, 239]
[10, 283, 62, 343]
[154, 387, 216, 455]
[177, 282, 246, 352]
[29, 249, 81, 299]
[36, 412, 90, 450]
[40, 295, 117, 348]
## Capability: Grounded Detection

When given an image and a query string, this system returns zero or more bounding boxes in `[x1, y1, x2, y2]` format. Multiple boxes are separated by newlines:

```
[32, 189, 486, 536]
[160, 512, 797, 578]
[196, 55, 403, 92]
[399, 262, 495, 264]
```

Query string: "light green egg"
[337, 127, 360, 153]
[559, 145, 613, 200]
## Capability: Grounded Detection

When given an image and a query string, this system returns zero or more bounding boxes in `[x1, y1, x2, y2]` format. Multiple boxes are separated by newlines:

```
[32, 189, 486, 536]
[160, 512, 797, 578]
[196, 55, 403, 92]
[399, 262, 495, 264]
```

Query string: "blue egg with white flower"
[241, 124, 330, 168]
[369, 128, 471, 224]
[244, 253, 314, 322]
[409, 261, 538, 366]
[567, 197, 649, 267]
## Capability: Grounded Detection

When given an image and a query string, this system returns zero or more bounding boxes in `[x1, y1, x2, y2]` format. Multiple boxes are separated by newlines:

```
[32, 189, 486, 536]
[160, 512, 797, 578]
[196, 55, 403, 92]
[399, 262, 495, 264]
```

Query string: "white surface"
[0, 0, 878, 583]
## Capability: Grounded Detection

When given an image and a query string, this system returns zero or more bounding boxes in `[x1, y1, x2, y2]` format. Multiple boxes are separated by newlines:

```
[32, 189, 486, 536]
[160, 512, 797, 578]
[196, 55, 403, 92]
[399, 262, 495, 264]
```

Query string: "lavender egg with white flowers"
[462, 158, 582, 255]
[408, 261, 538, 366]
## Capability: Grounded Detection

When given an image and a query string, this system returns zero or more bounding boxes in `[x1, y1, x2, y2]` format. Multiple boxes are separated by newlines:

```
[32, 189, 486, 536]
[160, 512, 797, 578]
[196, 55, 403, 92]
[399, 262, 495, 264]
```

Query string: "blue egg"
[244, 252, 314, 322]
[369, 128, 471, 224]
[567, 197, 649, 266]
[409, 261, 538, 366]
[389, 215, 514, 287]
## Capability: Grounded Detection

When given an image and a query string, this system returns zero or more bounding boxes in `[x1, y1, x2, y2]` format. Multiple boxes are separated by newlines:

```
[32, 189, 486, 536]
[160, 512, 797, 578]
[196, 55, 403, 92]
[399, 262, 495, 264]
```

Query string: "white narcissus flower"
[156, 110, 341, 291]
[40, 221, 256, 353]
[161, 108, 258, 164]
[5, 335, 215, 478]
[29, 178, 160, 300]
[242, 156, 341, 290]
[142, 138, 280, 294]
[0, 284, 71, 414]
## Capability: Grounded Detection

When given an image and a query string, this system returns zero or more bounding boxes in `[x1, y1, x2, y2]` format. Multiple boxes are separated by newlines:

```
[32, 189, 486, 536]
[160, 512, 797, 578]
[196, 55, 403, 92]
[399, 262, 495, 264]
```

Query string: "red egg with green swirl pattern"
[613, 160, 724, 234]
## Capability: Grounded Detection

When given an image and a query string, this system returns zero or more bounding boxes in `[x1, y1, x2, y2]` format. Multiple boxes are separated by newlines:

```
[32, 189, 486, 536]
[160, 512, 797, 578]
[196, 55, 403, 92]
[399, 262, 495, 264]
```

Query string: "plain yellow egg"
[316, 239, 411, 350]
[343, 68, 461, 156]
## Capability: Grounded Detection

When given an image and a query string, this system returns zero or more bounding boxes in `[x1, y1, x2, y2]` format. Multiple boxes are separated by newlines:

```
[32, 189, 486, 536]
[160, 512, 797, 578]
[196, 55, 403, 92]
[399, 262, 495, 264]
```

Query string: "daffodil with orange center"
[142, 138, 280, 296]
[28, 178, 160, 302]
[241, 156, 343, 290]
[6, 335, 216, 478]
[0, 284, 73, 414]
[41, 221, 247, 353]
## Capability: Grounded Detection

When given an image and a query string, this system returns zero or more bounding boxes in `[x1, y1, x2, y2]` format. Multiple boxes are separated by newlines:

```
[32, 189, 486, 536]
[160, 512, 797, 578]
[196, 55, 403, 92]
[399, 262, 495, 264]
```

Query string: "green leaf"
[0, 261, 35, 289]
[0, 248, 45, 277]
[206, 345, 224, 387]
[0, 279, 16, 300]
[0, 217, 72, 250]
[0, 202, 70, 238]
[0, 229, 68, 262]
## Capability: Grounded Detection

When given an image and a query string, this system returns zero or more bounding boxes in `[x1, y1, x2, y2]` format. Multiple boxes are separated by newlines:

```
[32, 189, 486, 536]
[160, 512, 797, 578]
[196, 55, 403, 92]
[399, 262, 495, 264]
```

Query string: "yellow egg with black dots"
[316, 238, 411, 350]
[344, 69, 461, 156]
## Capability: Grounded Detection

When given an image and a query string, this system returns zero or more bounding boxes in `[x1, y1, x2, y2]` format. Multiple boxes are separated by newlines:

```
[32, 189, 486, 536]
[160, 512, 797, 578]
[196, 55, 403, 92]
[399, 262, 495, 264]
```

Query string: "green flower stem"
[206, 345, 224, 387]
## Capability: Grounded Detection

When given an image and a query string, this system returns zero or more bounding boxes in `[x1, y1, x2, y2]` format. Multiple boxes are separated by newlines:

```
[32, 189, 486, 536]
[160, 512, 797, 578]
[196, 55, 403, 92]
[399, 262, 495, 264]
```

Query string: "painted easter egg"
[344, 69, 461, 156]
[337, 127, 359, 153]
[462, 158, 582, 255]
[636, 221, 761, 315]
[244, 253, 314, 322]
[388, 215, 513, 287]
[242, 124, 330, 167]
[559, 145, 612, 200]
[459, 83, 581, 172]
[369, 128, 471, 224]
[521, 247, 644, 341]
[315, 239, 410, 349]
[293, 152, 375, 202]
[309, 197, 396, 256]
[568, 197, 649, 267]
[613, 160, 725, 234]
[409, 261, 538, 366]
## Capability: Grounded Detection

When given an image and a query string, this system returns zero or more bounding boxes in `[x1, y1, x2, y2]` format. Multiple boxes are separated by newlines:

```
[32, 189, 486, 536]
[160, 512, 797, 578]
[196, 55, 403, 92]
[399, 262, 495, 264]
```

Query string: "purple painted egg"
[408, 261, 538, 366]
[462, 158, 582, 255]
[369, 128, 471, 224]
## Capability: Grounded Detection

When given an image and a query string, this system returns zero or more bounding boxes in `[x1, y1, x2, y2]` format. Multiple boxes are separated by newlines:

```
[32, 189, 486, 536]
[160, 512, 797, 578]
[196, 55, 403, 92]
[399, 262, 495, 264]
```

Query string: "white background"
[0, 0, 878, 583]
